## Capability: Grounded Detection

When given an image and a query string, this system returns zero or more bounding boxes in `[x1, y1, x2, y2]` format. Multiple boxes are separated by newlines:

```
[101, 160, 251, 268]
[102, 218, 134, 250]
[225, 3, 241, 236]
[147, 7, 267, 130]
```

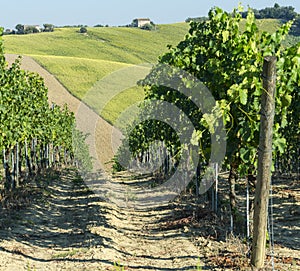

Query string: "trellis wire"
[215, 163, 219, 213]
[268, 179, 275, 270]
[246, 177, 250, 241]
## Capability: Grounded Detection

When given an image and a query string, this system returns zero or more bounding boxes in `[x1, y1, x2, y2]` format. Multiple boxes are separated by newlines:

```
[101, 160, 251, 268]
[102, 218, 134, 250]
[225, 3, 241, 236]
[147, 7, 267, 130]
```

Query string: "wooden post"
[251, 56, 277, 268]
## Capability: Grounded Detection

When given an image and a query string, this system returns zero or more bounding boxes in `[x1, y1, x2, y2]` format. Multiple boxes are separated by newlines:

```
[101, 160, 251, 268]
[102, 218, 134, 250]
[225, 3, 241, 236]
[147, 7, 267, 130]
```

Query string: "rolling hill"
[3, 19, 295, 126]
[3, 24, 189, 126]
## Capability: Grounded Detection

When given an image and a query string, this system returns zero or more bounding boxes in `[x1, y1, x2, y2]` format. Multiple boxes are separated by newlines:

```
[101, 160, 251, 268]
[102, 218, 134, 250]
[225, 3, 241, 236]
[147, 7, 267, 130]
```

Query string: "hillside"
[3, 23, 189, 126]
[2, 19, 290, 126]
[3, 24, 189, 63]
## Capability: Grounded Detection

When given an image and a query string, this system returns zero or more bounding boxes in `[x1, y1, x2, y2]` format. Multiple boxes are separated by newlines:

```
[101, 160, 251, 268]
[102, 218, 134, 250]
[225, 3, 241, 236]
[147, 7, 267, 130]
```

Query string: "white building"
[132, 18, 151, 28]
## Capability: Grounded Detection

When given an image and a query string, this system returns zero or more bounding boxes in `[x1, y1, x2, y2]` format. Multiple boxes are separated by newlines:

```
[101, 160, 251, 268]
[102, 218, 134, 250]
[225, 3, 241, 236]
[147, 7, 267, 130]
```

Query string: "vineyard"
[113, 6, 300, 268]
[0, 28, 91, 192]
[0, 5, 300, 271]
[115, 7, 300, 206]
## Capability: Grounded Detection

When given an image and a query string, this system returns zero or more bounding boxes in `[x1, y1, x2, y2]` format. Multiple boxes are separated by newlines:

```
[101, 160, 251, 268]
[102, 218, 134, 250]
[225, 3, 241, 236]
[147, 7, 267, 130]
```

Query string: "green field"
[32, 55, 130, 98]
[239, 18, 281, 33]
[3, 19, 291, 126]
[3, 24, 189, 125]
[4, 24, 189, 63]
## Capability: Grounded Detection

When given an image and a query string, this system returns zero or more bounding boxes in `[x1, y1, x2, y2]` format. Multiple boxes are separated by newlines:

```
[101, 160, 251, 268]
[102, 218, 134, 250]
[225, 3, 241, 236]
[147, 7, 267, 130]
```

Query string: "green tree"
[290, 16, 300, 36]
[140, 23, 155, 31]
[24, 26, 39, 34]
[15, 24, 24, 34]
[79, 27, 87, 33]
[185, 16, 208, 23]
[241, 3, 297, 20]
[43, 23, 54, 32]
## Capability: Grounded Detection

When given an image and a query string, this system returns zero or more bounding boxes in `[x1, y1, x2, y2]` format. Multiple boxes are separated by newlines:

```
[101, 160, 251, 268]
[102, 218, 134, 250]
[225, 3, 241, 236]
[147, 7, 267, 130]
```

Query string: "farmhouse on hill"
[132, 18, 151, 28]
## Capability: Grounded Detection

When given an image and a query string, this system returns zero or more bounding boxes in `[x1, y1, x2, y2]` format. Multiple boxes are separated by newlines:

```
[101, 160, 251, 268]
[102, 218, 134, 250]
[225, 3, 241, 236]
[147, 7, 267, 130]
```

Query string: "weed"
[113, 261, 126, 271]
[25, 262, 36, 271]
[196, 258, 203, 270]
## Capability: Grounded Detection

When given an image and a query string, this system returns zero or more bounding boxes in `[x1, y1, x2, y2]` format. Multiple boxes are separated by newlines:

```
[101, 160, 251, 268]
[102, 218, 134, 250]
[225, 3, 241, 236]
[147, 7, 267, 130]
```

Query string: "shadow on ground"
[0, 168, 122, 268]
[0, 168, 204, 270]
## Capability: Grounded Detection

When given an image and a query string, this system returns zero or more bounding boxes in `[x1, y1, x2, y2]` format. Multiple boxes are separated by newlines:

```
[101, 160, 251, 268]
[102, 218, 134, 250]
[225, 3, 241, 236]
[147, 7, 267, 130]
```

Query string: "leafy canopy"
[122, 6, 300, 176]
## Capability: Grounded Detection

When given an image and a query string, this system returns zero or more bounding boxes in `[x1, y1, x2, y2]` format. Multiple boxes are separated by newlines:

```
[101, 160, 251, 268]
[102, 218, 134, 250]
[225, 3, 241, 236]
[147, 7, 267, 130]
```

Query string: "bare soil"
[0, 169, 202, 270]
[0, 169, 299, 270]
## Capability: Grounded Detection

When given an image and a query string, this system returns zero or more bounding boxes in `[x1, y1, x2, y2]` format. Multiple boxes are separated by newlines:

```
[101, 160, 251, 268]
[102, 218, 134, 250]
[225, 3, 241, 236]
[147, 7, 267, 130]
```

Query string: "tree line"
[4, 24, 55, 35]
[240, 3, 300, 36]
[240, 3, 297, 20]
[186, 3, 300, 36]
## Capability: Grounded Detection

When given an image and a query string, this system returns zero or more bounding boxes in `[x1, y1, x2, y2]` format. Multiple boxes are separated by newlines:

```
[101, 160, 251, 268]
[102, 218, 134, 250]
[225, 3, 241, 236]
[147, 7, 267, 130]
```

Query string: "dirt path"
[0, 169, 203, 270]
[1, 169, 299, 270]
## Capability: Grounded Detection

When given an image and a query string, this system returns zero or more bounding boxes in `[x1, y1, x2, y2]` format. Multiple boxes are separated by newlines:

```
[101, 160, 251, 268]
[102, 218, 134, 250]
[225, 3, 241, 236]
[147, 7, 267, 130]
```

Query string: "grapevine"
[116, 6, 300, 226]
[0, 27, 92, 190]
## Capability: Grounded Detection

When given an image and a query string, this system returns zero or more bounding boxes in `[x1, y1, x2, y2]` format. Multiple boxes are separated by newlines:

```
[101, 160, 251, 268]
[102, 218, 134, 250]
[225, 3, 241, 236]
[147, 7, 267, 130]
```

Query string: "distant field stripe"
[32, 55, 131, 99]
[30, 54, 131, 66]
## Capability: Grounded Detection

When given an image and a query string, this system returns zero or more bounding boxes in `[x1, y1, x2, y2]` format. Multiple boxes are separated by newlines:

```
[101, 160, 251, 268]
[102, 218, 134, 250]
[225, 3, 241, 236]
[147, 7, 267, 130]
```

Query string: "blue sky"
[1, 0, 300, 29]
